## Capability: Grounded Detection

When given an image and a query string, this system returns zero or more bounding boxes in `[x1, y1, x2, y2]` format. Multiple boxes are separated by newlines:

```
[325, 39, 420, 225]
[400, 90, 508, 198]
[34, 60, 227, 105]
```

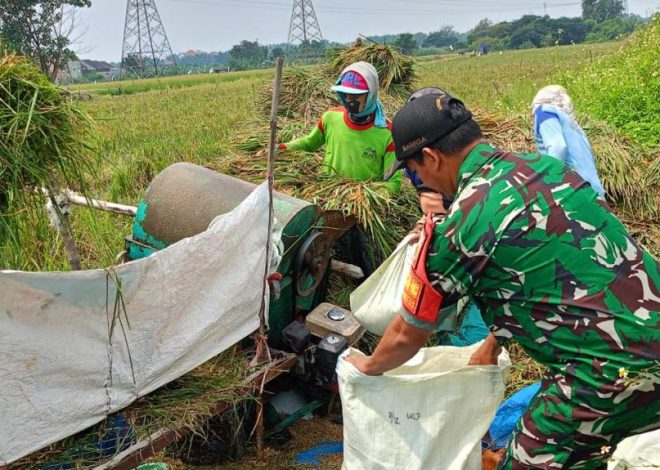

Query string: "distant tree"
[0, 0, 91, 80]
[586, 15, 643, 41]
[393, 33, 418, 54]
[508, 15, 551, 48]
[271, 47, 285, 60]
[467, 20, 510, 46]
[582, 0, 624, 21]
[423, 25, 460, 47]
[412, 32, 428, 46]
[228, 40, 268, 70]
[471, 18, 494, 35]
[122, 52, 145, 74]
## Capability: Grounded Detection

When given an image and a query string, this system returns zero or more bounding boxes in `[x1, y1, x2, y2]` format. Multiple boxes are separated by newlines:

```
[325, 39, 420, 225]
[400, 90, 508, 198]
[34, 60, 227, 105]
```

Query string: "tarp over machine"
[0, 183, 274, 464]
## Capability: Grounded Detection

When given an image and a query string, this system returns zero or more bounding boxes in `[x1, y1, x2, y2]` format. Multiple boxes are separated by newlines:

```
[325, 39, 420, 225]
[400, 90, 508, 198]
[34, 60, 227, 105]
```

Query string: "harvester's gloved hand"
[255, 144, 287, 158]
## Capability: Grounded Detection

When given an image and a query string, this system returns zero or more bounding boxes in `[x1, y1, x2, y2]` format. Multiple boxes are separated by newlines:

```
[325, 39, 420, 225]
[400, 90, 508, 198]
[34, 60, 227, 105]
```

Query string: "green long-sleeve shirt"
[282, 107, 402, 195]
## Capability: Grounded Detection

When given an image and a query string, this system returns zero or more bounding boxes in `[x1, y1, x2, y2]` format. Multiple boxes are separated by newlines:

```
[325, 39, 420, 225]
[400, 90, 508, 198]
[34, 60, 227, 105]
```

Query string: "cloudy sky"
[76, 0, 659, 61]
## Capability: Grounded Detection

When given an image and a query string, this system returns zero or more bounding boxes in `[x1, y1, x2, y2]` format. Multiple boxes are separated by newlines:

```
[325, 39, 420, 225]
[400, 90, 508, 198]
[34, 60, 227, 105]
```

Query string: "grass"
[414, 42, 617, 114]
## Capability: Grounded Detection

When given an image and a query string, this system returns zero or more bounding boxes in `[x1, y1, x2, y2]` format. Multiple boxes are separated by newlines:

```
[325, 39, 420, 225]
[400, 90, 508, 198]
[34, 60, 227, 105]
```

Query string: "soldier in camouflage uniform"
[345, 90, 660, 469]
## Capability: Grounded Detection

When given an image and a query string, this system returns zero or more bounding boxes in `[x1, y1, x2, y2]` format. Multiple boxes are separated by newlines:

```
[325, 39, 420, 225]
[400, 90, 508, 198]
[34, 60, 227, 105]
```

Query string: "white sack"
[350, 236, 415, 336]
[0, 183, 272, 465]
[350, 236, 465, 336]
[338, 343, 511, 470]
[608, 429, 660, 469]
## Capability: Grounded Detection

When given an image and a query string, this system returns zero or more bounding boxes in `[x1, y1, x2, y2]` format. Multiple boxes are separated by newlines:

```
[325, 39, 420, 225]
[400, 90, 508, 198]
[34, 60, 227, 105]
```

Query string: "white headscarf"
[532, 85, 575, 120]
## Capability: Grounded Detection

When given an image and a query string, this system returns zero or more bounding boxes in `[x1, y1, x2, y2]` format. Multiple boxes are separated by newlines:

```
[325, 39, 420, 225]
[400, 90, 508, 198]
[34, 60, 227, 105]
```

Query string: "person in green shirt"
[279, 61, 402, 196]
[279, 61, 402, 276]
[346, 90, 660, 469]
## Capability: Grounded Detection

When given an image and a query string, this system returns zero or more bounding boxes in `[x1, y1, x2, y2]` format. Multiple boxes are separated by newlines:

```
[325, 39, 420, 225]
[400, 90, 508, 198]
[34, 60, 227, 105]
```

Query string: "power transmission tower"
[622, 0, 629, 15]
[120, 0, 177, 79]
[287, 0, 324, 63]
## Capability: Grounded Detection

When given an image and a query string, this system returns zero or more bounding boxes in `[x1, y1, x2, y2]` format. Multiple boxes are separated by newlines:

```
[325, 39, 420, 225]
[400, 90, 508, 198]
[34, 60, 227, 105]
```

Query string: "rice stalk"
[0, 53, 96, 210]
[328, 43, 417, 95]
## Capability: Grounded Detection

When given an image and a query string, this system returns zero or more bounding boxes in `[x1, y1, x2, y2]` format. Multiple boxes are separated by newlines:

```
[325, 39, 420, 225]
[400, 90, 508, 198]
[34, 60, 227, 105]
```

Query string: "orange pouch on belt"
[402, 214, 444, 324]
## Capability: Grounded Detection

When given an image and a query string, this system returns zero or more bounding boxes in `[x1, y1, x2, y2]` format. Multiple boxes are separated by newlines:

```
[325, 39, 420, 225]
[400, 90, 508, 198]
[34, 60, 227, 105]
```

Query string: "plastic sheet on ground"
[0, 183, 273, 465]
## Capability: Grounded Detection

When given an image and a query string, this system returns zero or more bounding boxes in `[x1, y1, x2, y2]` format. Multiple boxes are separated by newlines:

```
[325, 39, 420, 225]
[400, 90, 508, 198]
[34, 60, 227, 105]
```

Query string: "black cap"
[384, 91, 472, 181]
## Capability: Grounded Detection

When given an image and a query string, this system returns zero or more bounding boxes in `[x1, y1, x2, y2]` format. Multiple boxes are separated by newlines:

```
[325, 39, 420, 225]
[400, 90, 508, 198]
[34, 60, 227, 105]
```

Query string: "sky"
[75, 0, 660, 61]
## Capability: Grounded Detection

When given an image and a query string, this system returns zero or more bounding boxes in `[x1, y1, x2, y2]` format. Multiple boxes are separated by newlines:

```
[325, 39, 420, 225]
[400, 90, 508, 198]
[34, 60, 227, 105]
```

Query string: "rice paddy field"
[2, 35, 659, 469]
[7, 40, 656, 273]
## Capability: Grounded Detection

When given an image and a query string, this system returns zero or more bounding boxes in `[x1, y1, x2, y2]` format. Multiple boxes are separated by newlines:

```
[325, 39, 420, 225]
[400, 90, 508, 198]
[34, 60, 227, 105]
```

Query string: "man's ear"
[421, 147, 442, 171]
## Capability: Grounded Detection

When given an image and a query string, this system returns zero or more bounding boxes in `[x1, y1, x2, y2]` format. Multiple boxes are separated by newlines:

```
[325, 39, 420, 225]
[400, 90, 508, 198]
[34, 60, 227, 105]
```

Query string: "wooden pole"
[256, 56, 284, 461]
[46, 189, 81, 271]
[330, 259, 364, 279]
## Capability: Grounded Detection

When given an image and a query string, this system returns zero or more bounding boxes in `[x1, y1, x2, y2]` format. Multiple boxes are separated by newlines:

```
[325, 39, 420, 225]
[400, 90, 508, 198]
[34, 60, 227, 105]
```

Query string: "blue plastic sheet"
[438, 302, 490, 347]
[295, 440, 343, 467]
[487, 382, 542, 449]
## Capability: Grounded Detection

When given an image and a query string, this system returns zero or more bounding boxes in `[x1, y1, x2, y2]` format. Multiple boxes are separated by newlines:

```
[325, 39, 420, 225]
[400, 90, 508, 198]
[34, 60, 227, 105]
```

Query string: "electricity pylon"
[286, 0, 324, 63]
[120, 0, 177, 78]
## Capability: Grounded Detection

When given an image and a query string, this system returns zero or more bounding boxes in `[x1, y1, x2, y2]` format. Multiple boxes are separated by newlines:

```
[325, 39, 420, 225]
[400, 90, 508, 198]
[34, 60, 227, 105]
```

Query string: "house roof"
[80, 60, 113, 71]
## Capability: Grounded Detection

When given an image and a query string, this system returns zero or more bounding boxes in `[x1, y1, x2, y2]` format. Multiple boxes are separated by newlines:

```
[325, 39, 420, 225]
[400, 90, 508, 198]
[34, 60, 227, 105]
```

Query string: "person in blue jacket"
[532, 85, 606, 198]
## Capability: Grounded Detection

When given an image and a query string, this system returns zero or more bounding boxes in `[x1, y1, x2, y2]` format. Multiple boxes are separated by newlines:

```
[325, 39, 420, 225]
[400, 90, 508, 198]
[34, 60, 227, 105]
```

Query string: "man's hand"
[345, 354, 381, 376]
[468, 333, 501, 366]
[407, 221, 424, 244]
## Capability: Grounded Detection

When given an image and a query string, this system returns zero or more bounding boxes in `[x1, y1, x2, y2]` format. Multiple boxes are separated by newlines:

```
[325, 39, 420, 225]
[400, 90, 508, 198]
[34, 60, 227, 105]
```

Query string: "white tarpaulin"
[0, 183, 273, 465]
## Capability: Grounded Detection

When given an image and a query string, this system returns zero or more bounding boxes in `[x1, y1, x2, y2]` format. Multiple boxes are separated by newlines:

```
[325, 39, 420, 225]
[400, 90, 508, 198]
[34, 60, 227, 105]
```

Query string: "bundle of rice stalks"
[262, 45, 416, 124]
[130, 349, 249, 438]
[584, 118, 660, 222]
[472, 109, 535, 153]
[215, 150, 420, 259]
[298, 175, 419, 259]
[328, 43, 416, 95]
[0, 53, 95, 211]
[269, 67, 337, 125]
[232, 119, 310, 153]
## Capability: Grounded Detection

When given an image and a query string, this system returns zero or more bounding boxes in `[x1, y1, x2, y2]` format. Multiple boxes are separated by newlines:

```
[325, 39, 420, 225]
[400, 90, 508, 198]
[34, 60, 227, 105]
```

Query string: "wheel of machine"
[294, 231, 331, 297]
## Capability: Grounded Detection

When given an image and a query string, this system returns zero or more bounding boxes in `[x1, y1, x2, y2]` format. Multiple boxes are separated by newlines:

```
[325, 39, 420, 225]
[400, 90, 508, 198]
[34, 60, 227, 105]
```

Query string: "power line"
[162, 0, 581, 15]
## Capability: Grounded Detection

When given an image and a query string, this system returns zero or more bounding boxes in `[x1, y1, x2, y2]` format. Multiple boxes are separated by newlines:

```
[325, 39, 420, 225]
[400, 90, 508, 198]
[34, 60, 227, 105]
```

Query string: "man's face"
[343, 93, 367, 114]
[405, 148, 457, 197]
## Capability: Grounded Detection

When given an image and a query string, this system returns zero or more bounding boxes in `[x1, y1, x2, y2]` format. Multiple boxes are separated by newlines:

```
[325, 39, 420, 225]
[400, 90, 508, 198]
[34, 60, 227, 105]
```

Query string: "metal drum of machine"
[124, 162, 352, 347]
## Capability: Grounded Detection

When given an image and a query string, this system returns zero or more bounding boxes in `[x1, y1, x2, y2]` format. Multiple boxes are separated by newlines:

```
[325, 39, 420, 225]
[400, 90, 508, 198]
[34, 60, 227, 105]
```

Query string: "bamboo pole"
[256, 56, 284, 461]
[38, 188, 137, 216]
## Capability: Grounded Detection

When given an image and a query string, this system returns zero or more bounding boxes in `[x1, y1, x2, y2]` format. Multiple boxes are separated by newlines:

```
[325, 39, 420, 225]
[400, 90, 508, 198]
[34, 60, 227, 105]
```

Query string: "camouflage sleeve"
[419, 177, 523, 326]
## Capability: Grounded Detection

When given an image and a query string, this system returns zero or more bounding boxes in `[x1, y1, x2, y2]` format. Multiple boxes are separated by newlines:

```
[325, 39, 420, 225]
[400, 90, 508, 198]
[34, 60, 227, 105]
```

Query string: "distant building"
[80, 60, 113, 78]
[60, 60, 114, 82]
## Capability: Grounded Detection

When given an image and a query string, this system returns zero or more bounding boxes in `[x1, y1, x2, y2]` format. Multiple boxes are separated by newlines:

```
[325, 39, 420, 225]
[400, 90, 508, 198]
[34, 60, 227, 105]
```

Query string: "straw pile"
[0, 53, 95, 210]
[328, 43, 416, 96]
[215, 150, 421, 260]
[263, 44, 417, 125]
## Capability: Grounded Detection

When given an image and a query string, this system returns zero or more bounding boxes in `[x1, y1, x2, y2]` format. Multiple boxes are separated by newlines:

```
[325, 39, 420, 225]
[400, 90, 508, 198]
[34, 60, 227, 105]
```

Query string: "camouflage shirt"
[406, 143, 660, 385]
